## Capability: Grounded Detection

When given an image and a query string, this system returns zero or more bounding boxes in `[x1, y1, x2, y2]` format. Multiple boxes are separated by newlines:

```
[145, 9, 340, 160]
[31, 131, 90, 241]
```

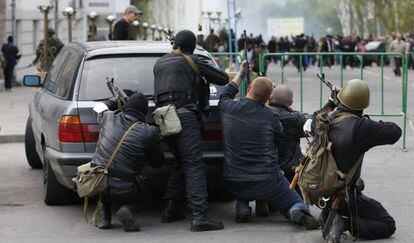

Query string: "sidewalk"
[0, 64, 38, 143]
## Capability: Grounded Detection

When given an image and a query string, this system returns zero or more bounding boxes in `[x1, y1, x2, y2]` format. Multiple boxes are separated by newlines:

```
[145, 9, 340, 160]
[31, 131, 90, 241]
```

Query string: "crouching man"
[92, 92, 164, 231]
[218, 61, 319, 229]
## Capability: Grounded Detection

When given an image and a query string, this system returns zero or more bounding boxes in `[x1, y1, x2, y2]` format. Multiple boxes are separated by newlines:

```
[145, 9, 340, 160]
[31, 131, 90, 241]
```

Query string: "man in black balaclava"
[153, 30, 229, 232]
[90, 92, 164, 232]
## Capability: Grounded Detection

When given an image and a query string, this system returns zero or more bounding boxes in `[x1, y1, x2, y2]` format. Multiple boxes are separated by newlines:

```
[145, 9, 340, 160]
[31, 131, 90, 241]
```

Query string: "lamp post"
[206, 11, 212, 31]
[62, 7, 76, 42]
[106, 15, 115, 40]
[38, 5, 53, 71]
[142, 22, 148, 40]
[87, 11, 99, 41]
[132, 20, 140, 40]
[150, 24, 156, 41]
[157, 26, 163, 41]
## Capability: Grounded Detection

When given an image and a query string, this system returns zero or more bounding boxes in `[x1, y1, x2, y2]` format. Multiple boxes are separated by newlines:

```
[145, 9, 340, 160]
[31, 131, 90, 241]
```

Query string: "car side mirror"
[23, 75, 42, 87]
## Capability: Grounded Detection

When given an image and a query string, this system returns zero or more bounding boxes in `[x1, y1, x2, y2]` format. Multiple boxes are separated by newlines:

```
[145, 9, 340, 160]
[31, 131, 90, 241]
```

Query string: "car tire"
[42, 147, 73, 205]
[25, 117, 43, 169]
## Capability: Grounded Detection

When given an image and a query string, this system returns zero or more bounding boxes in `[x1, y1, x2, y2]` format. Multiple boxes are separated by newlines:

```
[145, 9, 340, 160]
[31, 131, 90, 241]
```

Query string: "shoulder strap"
[330, 112, 358, 125]
[104, 122, 139, 173]
[174, 49, 202, 76]
[345, 153, 364, 182]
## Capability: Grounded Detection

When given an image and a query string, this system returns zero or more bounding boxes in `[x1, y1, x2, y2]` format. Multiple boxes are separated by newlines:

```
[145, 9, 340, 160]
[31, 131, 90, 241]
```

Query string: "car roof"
[69, 41, 210, 59]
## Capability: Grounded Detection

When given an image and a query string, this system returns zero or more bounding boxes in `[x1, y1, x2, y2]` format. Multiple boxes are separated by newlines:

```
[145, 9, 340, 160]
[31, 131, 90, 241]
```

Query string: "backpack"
[298, 111, 364, 205]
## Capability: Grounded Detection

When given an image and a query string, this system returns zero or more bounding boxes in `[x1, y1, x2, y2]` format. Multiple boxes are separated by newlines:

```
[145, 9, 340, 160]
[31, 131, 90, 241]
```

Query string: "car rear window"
[78, 55, 162, 101]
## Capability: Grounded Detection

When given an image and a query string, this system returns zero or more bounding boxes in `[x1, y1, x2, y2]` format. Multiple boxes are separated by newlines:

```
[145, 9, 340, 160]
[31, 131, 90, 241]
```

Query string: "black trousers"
[338, 193, 396, 240]
[164, 109, 208, 213]
[3, 64, 14, 90]
[101, 178, 144, 211]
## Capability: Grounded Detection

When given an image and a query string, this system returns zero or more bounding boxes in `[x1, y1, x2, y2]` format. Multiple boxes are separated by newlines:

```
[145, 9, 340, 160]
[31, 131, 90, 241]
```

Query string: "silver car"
[23, 41, 227, 205]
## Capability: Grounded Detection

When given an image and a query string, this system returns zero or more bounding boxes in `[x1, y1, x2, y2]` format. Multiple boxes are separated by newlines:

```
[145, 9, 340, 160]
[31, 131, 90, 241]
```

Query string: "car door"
[37, 48, 71, 152]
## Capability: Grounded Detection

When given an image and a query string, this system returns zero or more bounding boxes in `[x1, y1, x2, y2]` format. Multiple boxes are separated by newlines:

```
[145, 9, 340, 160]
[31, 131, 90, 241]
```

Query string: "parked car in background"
[24, 41, 228, 205]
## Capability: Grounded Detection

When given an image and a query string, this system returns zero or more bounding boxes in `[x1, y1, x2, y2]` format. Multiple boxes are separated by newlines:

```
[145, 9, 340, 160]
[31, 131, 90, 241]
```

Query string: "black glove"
[123, 89, 137, 97]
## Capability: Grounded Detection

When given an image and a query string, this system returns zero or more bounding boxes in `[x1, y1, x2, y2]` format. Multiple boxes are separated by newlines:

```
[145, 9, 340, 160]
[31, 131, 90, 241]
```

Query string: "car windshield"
[78, 55, 162, 101]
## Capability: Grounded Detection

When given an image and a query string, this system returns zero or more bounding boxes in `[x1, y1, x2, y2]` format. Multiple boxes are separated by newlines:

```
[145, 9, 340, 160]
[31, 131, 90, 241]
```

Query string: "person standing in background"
[1, 36, 20, 91]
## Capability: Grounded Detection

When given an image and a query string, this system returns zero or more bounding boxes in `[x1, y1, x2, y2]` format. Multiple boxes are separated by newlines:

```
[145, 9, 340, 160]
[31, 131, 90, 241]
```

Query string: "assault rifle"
[106, 77, 128, 110]
[243, 30, 251, 85]
[164, 29, 175, 46]
[316, 73, 333, 91]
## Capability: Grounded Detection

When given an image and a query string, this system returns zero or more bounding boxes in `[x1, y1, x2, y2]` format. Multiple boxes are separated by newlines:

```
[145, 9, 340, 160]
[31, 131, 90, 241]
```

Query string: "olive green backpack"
[298, 112, 364, 205]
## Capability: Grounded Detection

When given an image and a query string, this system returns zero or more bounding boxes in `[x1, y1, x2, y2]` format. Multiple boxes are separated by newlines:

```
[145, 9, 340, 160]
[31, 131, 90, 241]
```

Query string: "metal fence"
[212, 51, 409, 150]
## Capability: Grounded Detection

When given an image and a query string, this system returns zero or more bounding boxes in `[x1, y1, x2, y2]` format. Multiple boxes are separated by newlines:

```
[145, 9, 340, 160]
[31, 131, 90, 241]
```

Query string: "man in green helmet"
[304, 79, 401, 242]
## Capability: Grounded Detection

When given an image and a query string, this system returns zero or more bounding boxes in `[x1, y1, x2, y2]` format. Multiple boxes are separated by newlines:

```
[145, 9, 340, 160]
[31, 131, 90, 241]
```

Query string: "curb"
[0, 134, 25, 144]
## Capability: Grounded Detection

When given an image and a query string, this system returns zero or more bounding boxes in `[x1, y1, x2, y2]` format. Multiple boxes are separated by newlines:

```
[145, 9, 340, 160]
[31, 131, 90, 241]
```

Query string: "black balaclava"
[124, 92, 148, 121]
[173, 30, 197, 54]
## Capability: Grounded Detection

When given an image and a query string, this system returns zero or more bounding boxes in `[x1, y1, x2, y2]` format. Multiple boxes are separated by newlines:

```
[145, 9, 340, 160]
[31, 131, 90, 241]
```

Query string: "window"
[43, 48, 69, 93]
[78, 55, 162, 101]
[54, 51, 82, 99]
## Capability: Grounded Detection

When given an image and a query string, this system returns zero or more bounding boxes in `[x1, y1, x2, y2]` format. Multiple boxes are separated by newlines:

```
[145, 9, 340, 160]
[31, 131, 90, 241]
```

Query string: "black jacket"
[153, 52, 229, 113]
[219, 82, 283, 182]
[112, 19, 131, 40]
[329, 110, 401, 174]
[91, 109, 164, 187]
[269, 103, 310, 171]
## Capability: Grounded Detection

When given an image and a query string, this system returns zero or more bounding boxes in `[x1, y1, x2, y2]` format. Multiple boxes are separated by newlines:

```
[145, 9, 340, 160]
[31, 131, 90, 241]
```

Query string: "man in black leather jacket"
[153, 30, 228, 232]
[219, 62, 319, 229]
[91, 92, 164, 231]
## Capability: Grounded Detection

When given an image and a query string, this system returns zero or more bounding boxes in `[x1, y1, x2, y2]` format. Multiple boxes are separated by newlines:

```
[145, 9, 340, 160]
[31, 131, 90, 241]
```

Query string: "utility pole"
[38, 5, 53, 71]
[54, 0, 59, 37]
[11, 0, 16, 40]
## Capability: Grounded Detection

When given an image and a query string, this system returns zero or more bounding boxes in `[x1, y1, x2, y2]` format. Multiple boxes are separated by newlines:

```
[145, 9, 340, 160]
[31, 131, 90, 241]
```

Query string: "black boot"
[291, 210, 320, 230]
[190, 211, 224, 232]
[116, 205, 141, 232]
[94, 203, 112, 229]
[161, 200, 186, 223]
[326, 212, 346, 243]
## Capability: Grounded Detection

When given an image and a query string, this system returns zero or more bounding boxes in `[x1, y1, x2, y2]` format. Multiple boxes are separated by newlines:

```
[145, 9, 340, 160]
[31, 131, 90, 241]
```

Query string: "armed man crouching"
[91, 93, 164, 231]
[304, 79, 401, 242]
[218, 61, 319, 229]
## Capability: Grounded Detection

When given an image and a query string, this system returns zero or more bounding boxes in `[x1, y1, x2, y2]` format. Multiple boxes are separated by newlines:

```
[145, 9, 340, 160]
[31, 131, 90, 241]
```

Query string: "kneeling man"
[218, 61, 319, 229]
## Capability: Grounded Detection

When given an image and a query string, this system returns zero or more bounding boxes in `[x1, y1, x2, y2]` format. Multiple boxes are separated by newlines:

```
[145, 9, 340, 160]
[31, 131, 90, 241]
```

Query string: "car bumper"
[46, 147, 224, 190]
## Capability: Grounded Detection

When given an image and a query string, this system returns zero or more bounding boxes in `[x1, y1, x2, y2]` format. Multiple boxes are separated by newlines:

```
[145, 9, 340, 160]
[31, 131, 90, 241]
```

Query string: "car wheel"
[25, 117, 43, 169]
[42, 147, 73, 205]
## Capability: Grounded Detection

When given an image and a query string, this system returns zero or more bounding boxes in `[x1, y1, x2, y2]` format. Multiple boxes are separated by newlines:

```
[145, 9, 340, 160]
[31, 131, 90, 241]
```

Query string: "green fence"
[259, 52, 408, 150]
[211, 52, 248, 96]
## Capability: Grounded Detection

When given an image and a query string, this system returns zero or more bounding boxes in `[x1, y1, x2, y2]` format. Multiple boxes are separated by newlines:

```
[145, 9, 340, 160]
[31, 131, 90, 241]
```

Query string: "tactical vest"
[153, 52, 200, 109]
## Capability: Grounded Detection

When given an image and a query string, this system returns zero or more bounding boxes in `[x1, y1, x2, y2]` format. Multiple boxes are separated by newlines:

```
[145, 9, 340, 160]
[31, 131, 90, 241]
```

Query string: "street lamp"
[38, 5, 53, 71]
[132, 21, 140, 40]
[150, 24, 156, 41]
[87, 11, 99, 41]
[157, 26, 163, 41]
[207, 11, 212, 31]
[142, 22, 148, 40]
[62, 7, 76, 42]
[106, 14, 115, 40]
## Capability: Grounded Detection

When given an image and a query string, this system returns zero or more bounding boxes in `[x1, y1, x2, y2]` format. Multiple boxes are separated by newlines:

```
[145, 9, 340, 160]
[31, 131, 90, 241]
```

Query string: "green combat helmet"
[337, 79, 370, 110]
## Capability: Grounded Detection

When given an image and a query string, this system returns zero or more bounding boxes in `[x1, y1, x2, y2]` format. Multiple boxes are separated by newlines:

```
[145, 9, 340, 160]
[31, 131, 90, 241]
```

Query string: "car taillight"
[59, 115, 99, 143]
[202, 122, 222, 141]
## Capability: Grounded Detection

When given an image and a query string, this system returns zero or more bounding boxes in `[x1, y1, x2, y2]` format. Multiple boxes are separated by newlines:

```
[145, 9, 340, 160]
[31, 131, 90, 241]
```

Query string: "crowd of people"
[199, 28, 414, 76]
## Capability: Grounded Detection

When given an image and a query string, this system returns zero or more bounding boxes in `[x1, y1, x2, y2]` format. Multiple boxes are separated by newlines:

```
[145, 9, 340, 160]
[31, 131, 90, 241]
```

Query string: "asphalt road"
[1, 64, 413, 242]
[1, 142, 413, 243]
